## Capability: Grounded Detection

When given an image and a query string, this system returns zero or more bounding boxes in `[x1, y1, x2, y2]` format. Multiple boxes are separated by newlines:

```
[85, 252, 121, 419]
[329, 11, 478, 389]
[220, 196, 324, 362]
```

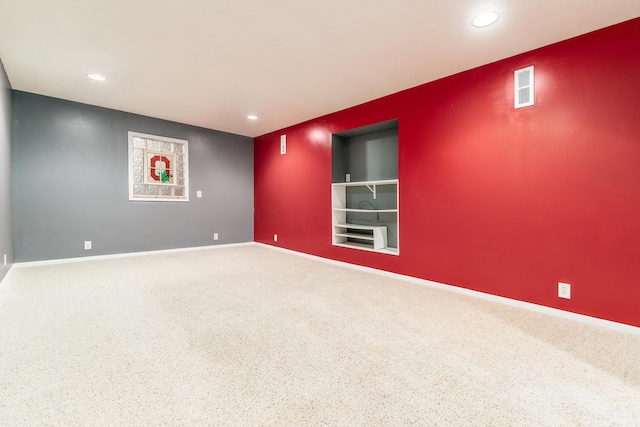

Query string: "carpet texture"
[1, 244, 639, 426]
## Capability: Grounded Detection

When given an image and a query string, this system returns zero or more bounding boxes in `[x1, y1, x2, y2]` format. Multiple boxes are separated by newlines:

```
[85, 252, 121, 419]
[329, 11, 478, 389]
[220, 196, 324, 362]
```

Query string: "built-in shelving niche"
[331, 119, 399, 255]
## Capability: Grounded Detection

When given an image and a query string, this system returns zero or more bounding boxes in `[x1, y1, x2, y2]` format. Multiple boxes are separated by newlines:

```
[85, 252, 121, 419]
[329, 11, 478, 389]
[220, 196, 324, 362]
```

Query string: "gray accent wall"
[0, 60, 13, 281]
[12, 91, 254, 262]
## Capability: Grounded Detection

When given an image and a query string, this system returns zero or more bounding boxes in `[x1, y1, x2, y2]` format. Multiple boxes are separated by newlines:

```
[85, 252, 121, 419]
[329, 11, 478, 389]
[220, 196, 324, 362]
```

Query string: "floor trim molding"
[12, 242, 255, 268]
[257, 243, 640, 336]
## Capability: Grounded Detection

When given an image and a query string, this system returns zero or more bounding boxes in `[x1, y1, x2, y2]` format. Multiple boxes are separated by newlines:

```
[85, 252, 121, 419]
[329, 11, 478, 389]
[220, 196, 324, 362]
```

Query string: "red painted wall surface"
[254, 18, 640, 328]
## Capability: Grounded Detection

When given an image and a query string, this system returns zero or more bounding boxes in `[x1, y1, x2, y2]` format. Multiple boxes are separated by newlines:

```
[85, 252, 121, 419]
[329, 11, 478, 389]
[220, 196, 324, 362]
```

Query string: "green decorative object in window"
[128, 131, 189, 201]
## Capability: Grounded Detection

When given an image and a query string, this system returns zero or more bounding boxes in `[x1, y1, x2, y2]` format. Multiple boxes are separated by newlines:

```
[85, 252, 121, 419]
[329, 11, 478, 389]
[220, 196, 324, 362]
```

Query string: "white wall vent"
[514, 66, 534, 108]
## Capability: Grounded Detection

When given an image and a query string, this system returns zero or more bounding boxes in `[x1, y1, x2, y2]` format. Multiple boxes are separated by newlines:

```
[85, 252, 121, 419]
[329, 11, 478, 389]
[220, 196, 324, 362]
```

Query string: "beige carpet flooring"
[1, 244, 639, 426]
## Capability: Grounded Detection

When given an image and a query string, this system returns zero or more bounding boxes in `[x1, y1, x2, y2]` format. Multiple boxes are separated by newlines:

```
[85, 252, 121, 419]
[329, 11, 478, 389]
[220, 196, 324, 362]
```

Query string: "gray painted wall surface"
[0, 61, 13, 280]
[346, 128, 398, 182]
[12, 91, 254, 262]
[332, 127, 398, 183]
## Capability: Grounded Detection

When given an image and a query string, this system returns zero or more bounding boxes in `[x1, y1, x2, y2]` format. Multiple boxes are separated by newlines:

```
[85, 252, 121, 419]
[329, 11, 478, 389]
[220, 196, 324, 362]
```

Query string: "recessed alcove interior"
[331, 120, 399, 252]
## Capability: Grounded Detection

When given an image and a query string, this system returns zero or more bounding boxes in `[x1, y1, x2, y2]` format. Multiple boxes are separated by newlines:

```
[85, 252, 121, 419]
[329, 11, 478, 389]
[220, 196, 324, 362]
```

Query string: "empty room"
[1, 1, 640, 425]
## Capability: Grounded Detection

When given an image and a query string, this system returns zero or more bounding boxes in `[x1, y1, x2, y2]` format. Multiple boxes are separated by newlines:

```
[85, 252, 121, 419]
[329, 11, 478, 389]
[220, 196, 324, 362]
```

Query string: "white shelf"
[333, 224, 387, 249]
[332, 179, 398, 187]
[333, 242, 399, 255]
[334, 232, 375, 241]
[331, 179, 398, 255]
[333, 208, 398, 213]
[334, 223, 385, 230]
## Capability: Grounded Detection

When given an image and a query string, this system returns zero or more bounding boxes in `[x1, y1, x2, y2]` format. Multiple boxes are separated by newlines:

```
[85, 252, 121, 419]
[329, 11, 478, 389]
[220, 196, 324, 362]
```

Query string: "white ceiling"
[1, 1, 639, 138]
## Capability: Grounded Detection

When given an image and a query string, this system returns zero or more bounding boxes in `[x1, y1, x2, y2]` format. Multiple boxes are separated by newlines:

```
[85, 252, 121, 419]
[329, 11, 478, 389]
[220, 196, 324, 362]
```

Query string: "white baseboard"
[256, 243, 640, 336]
[12, 242, 255, 268]
[0, 265, 13, 290]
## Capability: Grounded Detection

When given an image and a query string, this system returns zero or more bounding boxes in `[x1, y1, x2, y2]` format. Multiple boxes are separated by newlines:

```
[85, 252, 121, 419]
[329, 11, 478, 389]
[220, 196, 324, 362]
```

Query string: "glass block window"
[128, 131, 189, 201]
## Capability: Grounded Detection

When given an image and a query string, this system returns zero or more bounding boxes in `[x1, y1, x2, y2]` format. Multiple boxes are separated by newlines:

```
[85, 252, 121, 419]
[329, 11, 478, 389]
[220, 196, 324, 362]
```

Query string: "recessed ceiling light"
[247, 115, 258, 120]
[87, 73, 106, 81]
[472, 11, 499, 28]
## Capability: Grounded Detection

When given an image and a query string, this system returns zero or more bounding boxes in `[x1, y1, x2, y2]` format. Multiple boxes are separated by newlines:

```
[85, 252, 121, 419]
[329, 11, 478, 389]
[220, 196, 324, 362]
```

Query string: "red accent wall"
[254, 18, 640, 328]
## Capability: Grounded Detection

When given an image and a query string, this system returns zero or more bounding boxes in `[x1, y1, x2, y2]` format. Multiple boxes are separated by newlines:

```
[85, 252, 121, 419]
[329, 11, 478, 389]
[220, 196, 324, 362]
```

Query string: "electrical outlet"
[274, 234, 278, 242]
[213, 233, 219, 240]
[558, 282, 571, 299]
[84, 241, 92, 250]
[197, 190, 202, 198]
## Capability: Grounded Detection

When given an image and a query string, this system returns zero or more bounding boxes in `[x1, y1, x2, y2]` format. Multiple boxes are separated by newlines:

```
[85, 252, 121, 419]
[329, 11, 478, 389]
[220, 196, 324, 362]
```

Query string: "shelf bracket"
[365, 184, 377, 199]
